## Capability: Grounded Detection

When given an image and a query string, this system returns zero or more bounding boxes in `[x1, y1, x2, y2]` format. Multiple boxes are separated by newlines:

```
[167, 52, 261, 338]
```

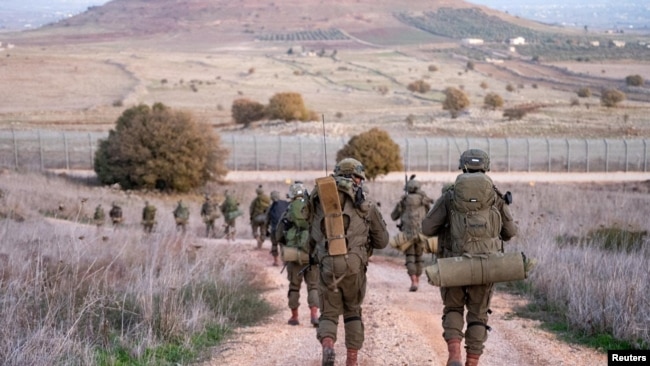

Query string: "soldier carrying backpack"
[275, 181, 319, 328]
[422, 149, 518, 366]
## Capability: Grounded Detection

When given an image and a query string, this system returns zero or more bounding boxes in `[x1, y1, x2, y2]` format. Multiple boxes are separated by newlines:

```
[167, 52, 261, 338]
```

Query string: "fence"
[0, 129, 647, 173]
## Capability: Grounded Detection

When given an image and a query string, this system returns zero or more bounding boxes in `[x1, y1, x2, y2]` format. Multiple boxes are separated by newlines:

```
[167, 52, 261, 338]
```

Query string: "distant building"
[509, 37, 525, 45]
[590, 41, 600, 47]
[461, 38, 484, 46]
[610, 40, 626, 48]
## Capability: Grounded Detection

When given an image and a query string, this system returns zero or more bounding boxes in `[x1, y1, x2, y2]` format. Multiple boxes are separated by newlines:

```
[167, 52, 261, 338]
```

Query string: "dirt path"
[203, 240, 608, 366]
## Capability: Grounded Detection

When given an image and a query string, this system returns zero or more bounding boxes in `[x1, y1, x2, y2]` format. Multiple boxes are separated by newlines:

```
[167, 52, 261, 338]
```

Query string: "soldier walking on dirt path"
[93, 204, 105, 227]
[220, 190, 241, 241]
[275, 181, 320, 327]
[201, 195, 220, 238]
[390, 175, 433, 292]
[250, 185, 271, 249]
[142, 201, 157, 233]
[266, 190, 289, 266]
[310, 158, 389, 366]
[422, 149, 518, 366]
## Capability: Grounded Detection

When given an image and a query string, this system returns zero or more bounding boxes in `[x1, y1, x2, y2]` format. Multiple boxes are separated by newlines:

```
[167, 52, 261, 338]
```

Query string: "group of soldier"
[263, 151, 517, 366]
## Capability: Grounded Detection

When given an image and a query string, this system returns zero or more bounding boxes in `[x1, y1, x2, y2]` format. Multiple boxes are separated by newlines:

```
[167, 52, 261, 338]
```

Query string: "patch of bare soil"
[203, 241, 607, 366]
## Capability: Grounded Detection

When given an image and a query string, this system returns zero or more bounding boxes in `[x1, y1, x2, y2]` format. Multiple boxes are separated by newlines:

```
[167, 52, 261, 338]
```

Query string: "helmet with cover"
[458, 149, 490, 172]
[288, 181, 306, 200]
[333, 158, 366, 180]
[270, 190, 280, 201]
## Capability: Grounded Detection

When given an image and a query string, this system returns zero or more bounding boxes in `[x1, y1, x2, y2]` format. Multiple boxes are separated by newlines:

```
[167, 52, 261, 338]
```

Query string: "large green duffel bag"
[425, 252, 532, 287]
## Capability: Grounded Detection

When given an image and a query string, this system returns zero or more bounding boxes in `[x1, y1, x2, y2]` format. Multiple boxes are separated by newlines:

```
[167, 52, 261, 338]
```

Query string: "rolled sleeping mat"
[425, 252, 530, 287]
[281, 246, 310, 264]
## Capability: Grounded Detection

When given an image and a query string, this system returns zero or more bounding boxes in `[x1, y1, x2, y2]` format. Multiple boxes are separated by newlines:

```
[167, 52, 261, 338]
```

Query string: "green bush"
[266, 92, 313, 122]
[231, 98, 266, 126]
[600, 89, 626, 108]
[483, 92, 504, 110]
[577, 87, 592, 98]
[94, 103, 228, 192]
[407, 79, 431, 94]
[625, 74, 644, 87]
[442, 87, 470, 118]
[336, 128, 403, 181]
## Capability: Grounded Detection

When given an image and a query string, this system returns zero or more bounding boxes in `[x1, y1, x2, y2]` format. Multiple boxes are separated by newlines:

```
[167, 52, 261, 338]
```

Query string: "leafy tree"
[336, 128, 403, 181]
[442, 87, 470, 118]
[600, 89, 626, 108]
[577, 87, 592, 98]
[266, 92, 313, 121]
[407, 80, 431, 94]
[94, 103, 228, 192]
[231, 98, 266, 126]
[483, 92, 504, 110]
[625, 74, 644, 87]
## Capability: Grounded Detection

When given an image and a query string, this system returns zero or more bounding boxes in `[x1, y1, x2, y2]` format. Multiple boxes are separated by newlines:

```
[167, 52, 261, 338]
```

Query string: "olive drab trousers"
[317, 266, 367, 350]
[440, 283, 494, 355]
[286, 261, 319, 309]
[404, 238, 425, 276]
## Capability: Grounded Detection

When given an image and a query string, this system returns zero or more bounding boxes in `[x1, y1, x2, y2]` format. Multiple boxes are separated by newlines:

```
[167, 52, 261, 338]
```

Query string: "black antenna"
[321, 114, 328, 174]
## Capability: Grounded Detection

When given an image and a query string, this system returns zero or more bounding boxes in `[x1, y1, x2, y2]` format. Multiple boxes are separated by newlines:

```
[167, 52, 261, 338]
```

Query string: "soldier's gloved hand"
[309, 254, 318, 266]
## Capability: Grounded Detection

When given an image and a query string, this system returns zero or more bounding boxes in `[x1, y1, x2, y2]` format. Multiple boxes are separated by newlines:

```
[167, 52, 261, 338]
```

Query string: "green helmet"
[459, 149, 490, 172]
[255, 185, 264, 195]
[270, 191, 280, 201]
[334, 158, 366, 180]
[288, 181, 306, 199]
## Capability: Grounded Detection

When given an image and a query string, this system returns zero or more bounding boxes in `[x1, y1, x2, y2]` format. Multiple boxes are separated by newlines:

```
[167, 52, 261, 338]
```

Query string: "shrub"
[335, 128, 403, 181]
[231, 98, 266, 126]
[407, 79, 431, 94]
[577, 87, 592, 98]
[442, 87, 470, 118]
[466, 61, 475, 71]
[94, 103, 228, 192]
[483, 92, 504, 110]
[505, 83, 515, 92]
[570, 97, 580, 107]
[625, 74, 644, 87]
[503, 107, 527, 120]
[377, 85, 389, 95]
[266, 92, 313, 122]
[600, 89, 626, 108]
[480, 81, 488, 89]
[428, 64, 438, 72]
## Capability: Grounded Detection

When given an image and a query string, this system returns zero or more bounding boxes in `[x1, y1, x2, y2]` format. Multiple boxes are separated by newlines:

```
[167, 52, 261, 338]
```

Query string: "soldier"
[249, 185, 271, 249]
[93, 204, 105, 227]
[422, 149, 518, 366]
[390, 175, 433, 292]
[109, 202, 123, 227]
[310, 158, 389, 366]
[276, 181, 319, 327]
[142, 201, 157, 233]
[173, 200, 190, 233]
[220, 190, 241, 240]
[266, 190, 289, 266]
[200, 195, 220, 238]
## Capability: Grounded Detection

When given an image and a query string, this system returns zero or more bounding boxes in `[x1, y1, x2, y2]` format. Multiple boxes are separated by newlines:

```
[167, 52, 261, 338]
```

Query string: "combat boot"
[321, 337, 335, 366]
[446, 338, 463, 366]
[310, 306, 319, 327]
[465, 353, 480, 366]
[346, 348, 358, 366]
[409, 274, 418, 292]
[288, 308, 299, 325]
[272, 255, 279, 267]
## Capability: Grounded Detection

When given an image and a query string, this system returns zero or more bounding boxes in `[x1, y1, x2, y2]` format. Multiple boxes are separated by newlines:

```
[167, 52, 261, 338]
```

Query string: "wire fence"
[0, 129, 648, 173]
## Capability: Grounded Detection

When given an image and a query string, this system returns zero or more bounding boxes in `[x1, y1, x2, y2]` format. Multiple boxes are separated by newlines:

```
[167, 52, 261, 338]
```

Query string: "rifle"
[493, 186, 513, 205]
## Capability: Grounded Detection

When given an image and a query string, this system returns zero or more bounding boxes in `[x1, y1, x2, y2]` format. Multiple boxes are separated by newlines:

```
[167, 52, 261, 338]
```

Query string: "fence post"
[12, 128, 18, 170]
[88, 133, 93, 170]
[39, 130, 44, 171]
[405, 138, 410, 172]
[623, 139, 629, 173]
[604, 139, 609, 173]
[299, 136, 303, 171]
[644, 139, 647, 172]
[487, 138, 491, 158]
[232, 134, 237, 171]
[585, 139, 589, 172]
[63, 132, 69, 170]
[278, 135, 282, 170]
[447, 137, 451, 172]
[505, 138, 510, 173]
[526, 138, 530, 172]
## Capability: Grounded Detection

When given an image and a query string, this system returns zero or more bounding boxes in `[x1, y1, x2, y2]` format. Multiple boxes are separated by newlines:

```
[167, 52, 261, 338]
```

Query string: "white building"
[461, 38, 484, 46]
[509, 37, 525, 45]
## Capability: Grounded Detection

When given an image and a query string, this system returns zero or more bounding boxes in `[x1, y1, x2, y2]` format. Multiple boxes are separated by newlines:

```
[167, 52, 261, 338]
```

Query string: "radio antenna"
[321, 114, 328, 174]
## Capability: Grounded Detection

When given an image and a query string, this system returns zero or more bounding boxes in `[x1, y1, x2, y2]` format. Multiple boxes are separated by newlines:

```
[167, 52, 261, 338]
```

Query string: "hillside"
[1, 0, 650, 139]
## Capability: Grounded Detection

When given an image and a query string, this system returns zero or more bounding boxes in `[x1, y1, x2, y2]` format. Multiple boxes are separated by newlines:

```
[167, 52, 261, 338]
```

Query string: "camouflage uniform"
[173, 200, 190, 233]
[201, 196, 220, 237]
[265, 191, 289, 266]
[220, 191, 241, 240]
[275, 182, 319, 327]
[142, 201, 157, 233]
[93, 204, 105, 227]
[390, 177, 433, 291]
[109, 202, 123, 227]
[422, 149, 518, 366]
[249, 185, 271, 249]
[310, 158, 389, 366]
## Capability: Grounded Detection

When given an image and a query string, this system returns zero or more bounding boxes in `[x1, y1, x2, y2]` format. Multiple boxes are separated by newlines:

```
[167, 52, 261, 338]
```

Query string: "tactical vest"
[251, 195, 271, 215]
[448, 173, 502, 255]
